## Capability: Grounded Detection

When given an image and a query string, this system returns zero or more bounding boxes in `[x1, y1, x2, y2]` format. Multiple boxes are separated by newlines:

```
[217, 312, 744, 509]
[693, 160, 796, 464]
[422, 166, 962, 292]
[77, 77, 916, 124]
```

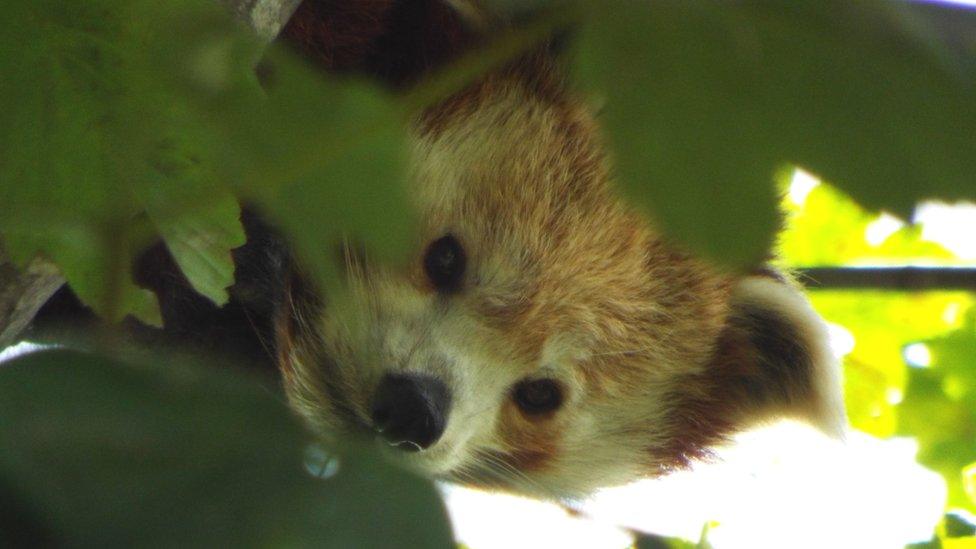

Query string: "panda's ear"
[714, 274, 846, 438]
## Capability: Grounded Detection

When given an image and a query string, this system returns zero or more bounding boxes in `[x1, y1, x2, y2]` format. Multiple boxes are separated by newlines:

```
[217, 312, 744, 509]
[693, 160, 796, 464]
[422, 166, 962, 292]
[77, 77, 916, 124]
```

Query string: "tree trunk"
[0, 249, 63, 349]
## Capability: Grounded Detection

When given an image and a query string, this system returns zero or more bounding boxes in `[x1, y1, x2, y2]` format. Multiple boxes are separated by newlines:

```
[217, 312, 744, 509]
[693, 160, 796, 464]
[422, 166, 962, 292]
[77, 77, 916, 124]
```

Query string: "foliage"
[779, 182, 957, 266]
[0, 348, 454, 547]
[907, 512, 976, 548]
[0, 0, 975, 546]
[0, 0, 412, 318]
[779, 182, 976, 543]
[0, 0, 256, 324]
[634, 532, 700, 549]
[633, 521, 714, 549]
[578, 0, 976, 267]
[899, 314, 976, 512]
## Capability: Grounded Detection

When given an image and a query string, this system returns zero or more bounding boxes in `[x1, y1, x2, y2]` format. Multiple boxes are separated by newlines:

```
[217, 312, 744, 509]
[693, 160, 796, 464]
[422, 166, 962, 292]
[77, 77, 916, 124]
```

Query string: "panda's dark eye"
[423, 235, 466, 292]
[512, 379, 563, 415]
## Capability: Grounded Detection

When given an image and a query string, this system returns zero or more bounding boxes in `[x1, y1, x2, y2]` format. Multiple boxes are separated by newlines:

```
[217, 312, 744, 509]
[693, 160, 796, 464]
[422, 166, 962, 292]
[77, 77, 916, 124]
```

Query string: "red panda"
[274, 0, 845, 499]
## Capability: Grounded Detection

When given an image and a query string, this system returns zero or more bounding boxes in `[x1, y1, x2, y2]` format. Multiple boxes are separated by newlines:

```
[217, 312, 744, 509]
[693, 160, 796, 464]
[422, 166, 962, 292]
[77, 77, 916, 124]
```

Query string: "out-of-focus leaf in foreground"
[0, 0, 417, 317]
[898, 314, 976, 513]
[634, 531, 698, 549]
[912, 512, 976, 547]
[136, 135, 247, 306]
[579, 0, 976, 268]
[0, 349, 454, 547]
[0, 0, 254, 322]
[163, 39, 414, 293]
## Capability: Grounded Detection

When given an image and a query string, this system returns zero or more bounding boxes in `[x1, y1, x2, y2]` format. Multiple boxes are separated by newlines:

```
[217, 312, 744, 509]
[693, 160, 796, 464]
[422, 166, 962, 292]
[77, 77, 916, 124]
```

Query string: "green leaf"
[0, 0, 257, 323]
[263, 120, 410, 294]
[897, 314, 976, 513]
[0, 348, 454, 547]
[0, 223, 162, 326]
[146, 195, 244, 307]
[905, 539, 940, 549]
[578, 1, 976, 267]
[578, 3, 782, 268]
[808, 290, 972, 437]
[0, 1, 132, 320]
[635, 531, 698, 549]
[944, 512, 976, 538]
[172, 44, 415, 292]
[138, 136, 246, 306]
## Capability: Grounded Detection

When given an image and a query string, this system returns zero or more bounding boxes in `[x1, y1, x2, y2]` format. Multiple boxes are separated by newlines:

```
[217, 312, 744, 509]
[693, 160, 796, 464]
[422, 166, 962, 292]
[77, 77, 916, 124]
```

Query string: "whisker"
[590, 346, 655, 358]
[473, 449, 557, 500]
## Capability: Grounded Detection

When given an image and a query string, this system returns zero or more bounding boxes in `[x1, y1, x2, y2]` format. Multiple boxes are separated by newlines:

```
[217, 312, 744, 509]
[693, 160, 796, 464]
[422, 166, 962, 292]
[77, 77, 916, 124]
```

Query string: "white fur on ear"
[731, 275, 847, 438]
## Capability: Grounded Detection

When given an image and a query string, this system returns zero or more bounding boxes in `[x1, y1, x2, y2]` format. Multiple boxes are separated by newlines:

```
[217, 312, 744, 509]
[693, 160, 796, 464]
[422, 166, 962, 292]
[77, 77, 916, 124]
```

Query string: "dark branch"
[797, 267, 976, 291]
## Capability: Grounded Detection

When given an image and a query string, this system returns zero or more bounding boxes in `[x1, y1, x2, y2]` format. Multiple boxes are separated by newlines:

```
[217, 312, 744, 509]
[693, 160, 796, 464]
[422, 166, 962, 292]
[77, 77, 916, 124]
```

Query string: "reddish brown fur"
[282, 0, 475, 87]
[659, 299, 820, 472]
[419, 49, 571, 133]
[496, 401, 563, 472]
[284, 0, 395, 71]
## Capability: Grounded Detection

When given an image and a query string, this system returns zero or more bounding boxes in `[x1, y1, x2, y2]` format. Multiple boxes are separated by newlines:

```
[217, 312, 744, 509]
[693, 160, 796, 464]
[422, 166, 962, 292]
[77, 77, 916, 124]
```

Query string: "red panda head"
[275, 0, 845, 499]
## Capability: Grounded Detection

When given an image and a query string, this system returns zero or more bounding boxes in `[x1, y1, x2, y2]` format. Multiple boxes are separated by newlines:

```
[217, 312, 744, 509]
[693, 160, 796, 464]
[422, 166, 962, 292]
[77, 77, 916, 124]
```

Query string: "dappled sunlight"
[915, 202, 976, 261]
[905, 343, 934, 368]
[441, 485, 634, 549]
[788, 169, 821, 207]
[865, 213, 906, 247]
[826, 322, 856, 358]
[443, 423, 946, 549]
[782, 168, 976, 267]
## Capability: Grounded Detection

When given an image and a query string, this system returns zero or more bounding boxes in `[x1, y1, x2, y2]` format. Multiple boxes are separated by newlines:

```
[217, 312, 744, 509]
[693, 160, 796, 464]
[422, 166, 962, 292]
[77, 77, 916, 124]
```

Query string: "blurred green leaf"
[246, 53, 412, 290]
[0, 0, 259, 322]
[138, 138, 245, 306]
[0, 1, 136, 321]
[578, 1, 976, 268]
[943, 538, 976, 549]
[578, 2, 779, 268]
[0, 0, 414, 317]
[966, 462, 976, 508]
[944, 512, 976, 538]
[635, 532, 698, 549]
[0, 348, 454, 547]
[898, 314, 976, 513]
[157, 37, 414, 293]
[779, 177, 972, 439]
[806, 291, 971, 437]
[905, 540, 941, 549]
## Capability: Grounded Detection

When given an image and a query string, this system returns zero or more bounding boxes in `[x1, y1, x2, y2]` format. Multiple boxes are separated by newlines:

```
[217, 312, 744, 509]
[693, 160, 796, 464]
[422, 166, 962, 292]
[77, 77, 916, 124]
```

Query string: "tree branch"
[797, 266, 976, 291]
[0, 247, 64, 350]
[219, 0, 303, 40]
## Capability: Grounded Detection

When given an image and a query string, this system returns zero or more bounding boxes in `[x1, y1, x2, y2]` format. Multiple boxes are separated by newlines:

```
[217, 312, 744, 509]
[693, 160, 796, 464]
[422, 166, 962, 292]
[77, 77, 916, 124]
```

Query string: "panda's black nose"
[370, 374, 450, 452]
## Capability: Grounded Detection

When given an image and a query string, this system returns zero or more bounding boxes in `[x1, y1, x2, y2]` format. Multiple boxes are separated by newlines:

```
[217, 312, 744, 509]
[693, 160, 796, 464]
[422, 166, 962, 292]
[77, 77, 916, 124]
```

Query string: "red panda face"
[276, 62, 844, 499]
